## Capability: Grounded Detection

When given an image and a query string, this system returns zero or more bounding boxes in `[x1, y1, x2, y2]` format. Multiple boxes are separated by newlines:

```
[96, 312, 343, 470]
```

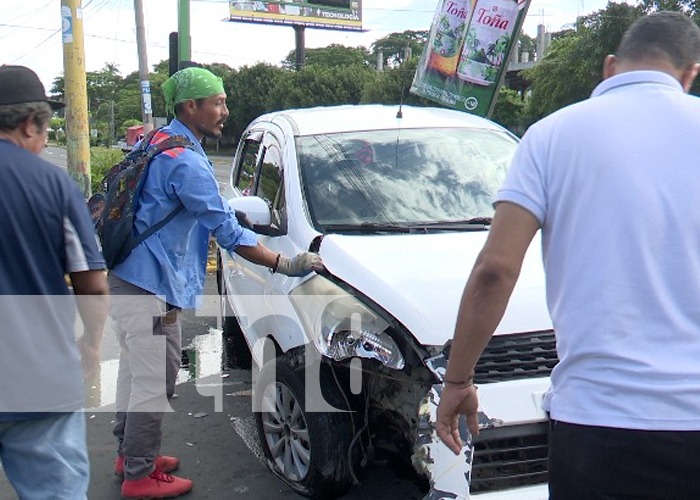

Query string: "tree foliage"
[362, 57, 432, 106]
[283, 44, 371, 70]
[639, 0, 700, 14]
[490, 88, 527, 136]
[523, 2, 644, 120]
[269, 64, 375, 109]
[225, 63, 286, 141]
[370, 30, 429, 68]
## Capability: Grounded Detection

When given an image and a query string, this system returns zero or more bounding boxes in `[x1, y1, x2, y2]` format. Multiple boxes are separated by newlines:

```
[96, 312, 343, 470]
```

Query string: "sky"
[0, 0, 632, 90]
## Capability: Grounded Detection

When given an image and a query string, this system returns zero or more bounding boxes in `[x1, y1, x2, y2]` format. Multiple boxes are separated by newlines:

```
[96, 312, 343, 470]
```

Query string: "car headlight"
[289, 275, 405, 370]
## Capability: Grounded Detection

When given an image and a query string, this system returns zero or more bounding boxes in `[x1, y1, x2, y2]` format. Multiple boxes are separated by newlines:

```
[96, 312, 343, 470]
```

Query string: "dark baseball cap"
[0, 65, 64, 110]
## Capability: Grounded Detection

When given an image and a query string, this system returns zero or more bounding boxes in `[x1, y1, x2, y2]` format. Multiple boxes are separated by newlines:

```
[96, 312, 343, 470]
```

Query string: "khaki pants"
[108, 274, 181, 481]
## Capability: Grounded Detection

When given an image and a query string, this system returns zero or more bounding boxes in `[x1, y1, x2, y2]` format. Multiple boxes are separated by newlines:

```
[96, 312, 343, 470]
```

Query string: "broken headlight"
[289, 275, 405, 370]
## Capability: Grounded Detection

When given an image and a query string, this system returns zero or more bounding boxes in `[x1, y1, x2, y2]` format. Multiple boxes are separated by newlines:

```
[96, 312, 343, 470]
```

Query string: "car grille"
[475, 330, 558, 383]
[471, 423, 549, 494]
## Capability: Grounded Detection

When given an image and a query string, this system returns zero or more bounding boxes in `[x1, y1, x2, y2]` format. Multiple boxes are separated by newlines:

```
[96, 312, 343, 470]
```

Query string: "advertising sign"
[410, 0, 531, 117]
[229, 1, 362, 32]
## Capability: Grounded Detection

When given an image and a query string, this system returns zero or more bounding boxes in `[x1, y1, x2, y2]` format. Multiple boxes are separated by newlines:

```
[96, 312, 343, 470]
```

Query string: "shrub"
[90, 147, 124, 194]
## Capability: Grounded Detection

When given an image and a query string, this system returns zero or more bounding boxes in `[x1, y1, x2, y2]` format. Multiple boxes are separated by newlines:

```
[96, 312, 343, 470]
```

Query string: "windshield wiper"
[322, 223, 412, 234]
[411, 217, 492, 230]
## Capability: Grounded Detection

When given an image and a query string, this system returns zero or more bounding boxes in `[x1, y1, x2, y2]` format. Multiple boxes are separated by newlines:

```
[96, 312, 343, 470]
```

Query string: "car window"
[235, 136, 262, 195]
[297, 127, 517, 228]
[257, 139, 286, 232]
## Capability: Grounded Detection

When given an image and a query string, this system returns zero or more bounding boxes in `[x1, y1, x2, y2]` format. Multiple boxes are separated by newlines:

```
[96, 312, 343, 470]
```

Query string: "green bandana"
[161, 67, 225, 114]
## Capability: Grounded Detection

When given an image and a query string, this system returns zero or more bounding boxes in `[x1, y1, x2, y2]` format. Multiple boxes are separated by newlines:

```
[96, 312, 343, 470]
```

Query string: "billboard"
[229, 1, 362, 32]
[411, 0, 531, 117]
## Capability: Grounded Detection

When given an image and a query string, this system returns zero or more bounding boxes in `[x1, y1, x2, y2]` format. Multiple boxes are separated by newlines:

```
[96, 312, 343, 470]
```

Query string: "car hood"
[319, 232, 551, 346]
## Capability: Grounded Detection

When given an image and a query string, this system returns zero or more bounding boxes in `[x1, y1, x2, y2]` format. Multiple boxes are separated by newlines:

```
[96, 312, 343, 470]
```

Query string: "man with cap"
[108, 66, 323, 498]
[0, 65, 109, 499]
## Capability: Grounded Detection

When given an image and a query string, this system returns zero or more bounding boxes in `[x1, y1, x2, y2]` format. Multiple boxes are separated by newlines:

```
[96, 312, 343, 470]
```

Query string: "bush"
[90, 147, 124, 194]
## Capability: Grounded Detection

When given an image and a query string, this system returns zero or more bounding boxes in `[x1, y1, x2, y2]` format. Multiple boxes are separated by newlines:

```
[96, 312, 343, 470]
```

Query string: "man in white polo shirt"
[435, 11, 700, 499]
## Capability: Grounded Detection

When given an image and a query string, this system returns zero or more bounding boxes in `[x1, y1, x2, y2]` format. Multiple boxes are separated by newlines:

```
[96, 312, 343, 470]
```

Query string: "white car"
[217, 104, 554, 499]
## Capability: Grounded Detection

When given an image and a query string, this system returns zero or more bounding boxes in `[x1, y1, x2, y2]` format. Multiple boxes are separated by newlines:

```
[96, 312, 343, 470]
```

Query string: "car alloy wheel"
[261, 380, 311, 481]
[254, 350, 358, 498]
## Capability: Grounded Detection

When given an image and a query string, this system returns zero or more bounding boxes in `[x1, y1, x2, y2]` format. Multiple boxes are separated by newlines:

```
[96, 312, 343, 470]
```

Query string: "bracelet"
[443, 374, 475, 388]
[271, 253, 281, 274]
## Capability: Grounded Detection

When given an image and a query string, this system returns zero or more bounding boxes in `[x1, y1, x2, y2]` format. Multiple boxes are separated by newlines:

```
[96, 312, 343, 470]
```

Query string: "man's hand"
[275, 252, 324, 277]
[435, 384, 480, 455]
[234, 210, 253, 230]
[77, 335, 101, 381]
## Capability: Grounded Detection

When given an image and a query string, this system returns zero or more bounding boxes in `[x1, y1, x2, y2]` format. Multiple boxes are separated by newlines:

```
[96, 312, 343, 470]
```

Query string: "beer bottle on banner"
[427, 0, 473, 76]
[456, 0, 519, 86]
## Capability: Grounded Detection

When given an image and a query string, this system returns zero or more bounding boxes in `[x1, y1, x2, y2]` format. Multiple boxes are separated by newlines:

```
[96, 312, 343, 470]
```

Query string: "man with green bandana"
[108, 66, 323, 499]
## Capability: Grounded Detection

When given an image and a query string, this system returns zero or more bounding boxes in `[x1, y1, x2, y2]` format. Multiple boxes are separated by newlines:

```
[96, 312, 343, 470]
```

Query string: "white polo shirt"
[496, 71, 700, 430]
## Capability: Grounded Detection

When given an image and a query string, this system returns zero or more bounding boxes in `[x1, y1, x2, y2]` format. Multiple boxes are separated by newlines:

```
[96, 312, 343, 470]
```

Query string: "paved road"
[0, 271, 426, 500]
[41, 145, 233, 187]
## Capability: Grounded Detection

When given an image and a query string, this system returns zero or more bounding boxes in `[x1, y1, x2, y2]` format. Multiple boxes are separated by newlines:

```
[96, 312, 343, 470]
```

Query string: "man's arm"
[234, 242, 280, 269]
[234, 242, 324, 277]
[70, 270, 109, 380]
[436, 201, 540, 453]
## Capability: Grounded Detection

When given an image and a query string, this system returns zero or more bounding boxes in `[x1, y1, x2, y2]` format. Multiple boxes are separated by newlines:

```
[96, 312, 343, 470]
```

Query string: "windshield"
[298, 127, 517, 231]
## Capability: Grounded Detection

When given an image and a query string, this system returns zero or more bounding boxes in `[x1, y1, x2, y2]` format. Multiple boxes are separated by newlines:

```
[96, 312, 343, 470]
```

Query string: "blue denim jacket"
[112, 119, 257, 308]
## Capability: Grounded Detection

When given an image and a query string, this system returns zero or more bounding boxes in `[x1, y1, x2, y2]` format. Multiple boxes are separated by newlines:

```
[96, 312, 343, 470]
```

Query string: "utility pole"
[178, 0, 192, 66]
[134, 0, 154, 133]
[61, 0, 91, 197]
[109, 98, 115, 145]
[293, 25, 305, 71]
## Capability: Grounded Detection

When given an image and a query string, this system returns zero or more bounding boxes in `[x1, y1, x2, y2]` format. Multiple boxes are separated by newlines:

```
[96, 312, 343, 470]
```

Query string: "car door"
[224, 125, 297, 353]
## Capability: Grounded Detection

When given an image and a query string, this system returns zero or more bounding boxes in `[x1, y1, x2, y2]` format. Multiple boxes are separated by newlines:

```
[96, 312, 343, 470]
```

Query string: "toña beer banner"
[411, 0, 532, 117]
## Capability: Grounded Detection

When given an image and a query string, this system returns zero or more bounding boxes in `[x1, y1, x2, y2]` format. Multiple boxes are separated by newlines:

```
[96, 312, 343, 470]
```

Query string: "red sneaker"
[114, 455, 180, 479]
[121, 469, 193, 498]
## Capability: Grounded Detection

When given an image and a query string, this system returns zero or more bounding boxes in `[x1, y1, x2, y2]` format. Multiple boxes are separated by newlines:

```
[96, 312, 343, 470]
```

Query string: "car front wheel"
[255, 351, 358, 498]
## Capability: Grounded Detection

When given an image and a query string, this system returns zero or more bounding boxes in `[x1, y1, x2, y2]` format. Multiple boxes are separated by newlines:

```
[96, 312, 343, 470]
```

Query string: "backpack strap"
[128, 131, 195, 249]
[132, 204, 185, 246]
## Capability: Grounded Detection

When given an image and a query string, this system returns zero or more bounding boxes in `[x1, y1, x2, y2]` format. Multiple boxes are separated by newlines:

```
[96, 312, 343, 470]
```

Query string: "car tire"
[218, 252, 253, 369]
[255, 352, 358, 498]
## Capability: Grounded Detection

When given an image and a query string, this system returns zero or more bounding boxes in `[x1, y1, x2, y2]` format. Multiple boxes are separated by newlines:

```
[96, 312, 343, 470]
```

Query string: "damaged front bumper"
[413, 353, 551, 500]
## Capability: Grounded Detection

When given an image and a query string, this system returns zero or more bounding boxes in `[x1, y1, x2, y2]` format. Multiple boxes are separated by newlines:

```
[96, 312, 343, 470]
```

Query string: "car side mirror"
[228, 196, 283, 236]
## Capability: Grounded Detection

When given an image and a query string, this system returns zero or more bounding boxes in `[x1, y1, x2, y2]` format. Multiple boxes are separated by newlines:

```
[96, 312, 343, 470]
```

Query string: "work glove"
[274, 252, 324, 277]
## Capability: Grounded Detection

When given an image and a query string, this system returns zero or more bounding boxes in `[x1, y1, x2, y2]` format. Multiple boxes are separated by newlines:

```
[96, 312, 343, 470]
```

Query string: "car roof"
[254, 104, 509, 137]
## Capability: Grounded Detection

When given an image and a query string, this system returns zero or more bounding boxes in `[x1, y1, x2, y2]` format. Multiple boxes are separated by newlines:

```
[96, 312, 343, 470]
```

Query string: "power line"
[10, 28, 61, 64]
[1, 0, 55, 27]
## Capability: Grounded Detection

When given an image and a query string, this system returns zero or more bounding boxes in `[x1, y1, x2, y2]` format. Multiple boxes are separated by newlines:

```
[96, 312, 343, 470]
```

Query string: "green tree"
[516, 33, 537, 62]
[490, 87, 526, 135]
[370, 30, 429, 68]
[226, 63, 287, 142]
[113, 86, 143, 135]
[283, 44, 371, 70]
[523, 2, 644, 120]
[362, 57, 433, 106]
[639, 0, 700, 14]
[203, 62, 235, 78]
[87, 63, 122, 146]
[49, 76, 65, 102]
[152, 60, 171, 75]
[268, 64, 375, 109]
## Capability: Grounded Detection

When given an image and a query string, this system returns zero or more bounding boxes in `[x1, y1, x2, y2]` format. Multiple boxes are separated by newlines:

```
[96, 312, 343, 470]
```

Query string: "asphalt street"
[40, 145, 233, 186]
